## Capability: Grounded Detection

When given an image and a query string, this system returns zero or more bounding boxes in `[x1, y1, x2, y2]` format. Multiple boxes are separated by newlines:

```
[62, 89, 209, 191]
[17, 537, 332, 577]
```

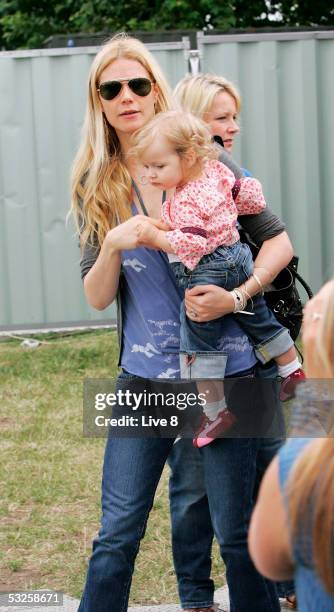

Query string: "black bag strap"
[288, 265, 313, 300]
[132, 179, 167, 216]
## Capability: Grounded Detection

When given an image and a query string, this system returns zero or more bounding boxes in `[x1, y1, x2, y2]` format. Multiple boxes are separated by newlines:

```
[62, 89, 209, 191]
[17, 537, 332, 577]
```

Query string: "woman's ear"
[153, 83, 159, 105]
[183, 147, 197, 168]
[97, 93, 105, 114]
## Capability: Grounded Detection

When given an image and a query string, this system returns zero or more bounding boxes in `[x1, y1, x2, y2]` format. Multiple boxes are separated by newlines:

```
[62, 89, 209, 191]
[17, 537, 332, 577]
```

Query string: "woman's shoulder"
[278, 438, 314, 491]
[205, 159, 235, 186]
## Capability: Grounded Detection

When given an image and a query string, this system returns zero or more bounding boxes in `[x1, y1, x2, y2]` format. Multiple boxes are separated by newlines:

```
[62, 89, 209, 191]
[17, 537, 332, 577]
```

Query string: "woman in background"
[168, 73, 296, 610]
[249, 279, 334, 611]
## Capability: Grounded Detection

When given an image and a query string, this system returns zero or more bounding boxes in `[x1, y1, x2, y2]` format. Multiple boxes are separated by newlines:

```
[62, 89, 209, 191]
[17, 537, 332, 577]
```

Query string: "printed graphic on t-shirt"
[123, 258, 147, 272]
[131, 343, 161, 358]
[157, 368, 180, 379]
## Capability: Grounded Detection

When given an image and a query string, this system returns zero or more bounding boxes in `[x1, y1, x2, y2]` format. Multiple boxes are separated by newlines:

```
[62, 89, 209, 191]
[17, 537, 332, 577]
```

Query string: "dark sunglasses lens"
[99, 81, 122, 100]
[129, 78, 152, 96]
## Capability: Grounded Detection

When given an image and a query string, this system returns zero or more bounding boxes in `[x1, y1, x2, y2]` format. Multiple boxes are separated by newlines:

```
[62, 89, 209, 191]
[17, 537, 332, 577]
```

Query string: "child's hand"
[134, 218, 170, 250]
[136, 220, 160, 247]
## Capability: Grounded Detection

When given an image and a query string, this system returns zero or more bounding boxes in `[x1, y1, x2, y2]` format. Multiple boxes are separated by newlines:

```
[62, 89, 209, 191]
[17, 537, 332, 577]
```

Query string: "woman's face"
[98, 58, 158, 138]
[205, 91, 239, 153]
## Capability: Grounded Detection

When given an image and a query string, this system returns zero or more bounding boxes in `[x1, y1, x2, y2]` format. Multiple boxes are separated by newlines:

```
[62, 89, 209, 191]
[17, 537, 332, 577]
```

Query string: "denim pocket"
[240, 246, 254, 280]
[189, 266, 228, 289]
[214, 243, 241, 266]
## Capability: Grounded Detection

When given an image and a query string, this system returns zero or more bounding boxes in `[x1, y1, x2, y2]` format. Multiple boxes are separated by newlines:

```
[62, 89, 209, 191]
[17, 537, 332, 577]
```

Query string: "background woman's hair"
[129, 110, 217, 165]
[288, 281, 334, 594]
[70, 33, 172, 249]
[315, 283, 334, 379]
[173, 73, 241, 120]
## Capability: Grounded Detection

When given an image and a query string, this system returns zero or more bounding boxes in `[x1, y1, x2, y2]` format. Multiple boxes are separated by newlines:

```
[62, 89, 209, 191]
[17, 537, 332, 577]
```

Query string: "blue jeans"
[171, 241, 293, 366]
[78, 370, 282, 612]
[168, 363, 294, 609]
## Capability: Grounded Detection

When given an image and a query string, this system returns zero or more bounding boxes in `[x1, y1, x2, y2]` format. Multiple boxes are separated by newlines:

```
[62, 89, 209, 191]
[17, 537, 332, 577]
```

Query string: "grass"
[0, 329, 224, 604]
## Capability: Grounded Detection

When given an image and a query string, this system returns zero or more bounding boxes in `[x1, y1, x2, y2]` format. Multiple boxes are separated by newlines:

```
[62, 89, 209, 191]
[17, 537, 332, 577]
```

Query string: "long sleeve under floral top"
[161, 159, 266, 270]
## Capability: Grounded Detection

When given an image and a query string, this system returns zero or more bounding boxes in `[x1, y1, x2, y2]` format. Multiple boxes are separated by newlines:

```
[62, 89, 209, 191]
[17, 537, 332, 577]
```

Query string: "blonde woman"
[249, 279, 334, 610]
[167, 73, 296, 610]
[71, 37, 290, 611]
[174, 73, 241, 154]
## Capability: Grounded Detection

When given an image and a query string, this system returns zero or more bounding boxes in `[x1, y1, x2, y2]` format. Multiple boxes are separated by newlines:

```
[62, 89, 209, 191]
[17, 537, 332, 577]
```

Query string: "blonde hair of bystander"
[288, 280, 334, 594]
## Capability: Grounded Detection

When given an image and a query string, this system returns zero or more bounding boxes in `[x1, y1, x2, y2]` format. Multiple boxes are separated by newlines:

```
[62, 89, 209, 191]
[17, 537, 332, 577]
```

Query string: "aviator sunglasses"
[97, 77, 155, 101]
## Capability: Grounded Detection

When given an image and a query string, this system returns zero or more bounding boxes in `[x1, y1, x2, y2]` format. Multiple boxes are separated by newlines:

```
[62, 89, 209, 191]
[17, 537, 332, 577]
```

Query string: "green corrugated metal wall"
[1, 33, 333, 327]
[197, 31, 334, 292]
[0, 42, 190, 327]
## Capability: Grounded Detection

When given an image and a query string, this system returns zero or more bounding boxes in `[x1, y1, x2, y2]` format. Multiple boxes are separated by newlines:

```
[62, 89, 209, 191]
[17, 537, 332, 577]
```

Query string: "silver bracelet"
[230, 289, 247, 313]
[252, 272, 264, 296]
[240, 285, 254, 311]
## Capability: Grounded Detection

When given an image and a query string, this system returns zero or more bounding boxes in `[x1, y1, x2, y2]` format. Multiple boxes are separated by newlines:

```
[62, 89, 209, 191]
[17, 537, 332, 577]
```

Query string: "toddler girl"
[130, 110, 304, 447]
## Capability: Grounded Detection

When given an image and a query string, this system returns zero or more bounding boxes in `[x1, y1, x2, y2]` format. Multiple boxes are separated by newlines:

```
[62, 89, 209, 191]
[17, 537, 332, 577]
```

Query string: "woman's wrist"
[104, 228, 121, 254]
[217, 288, 235, 315]
[230, 288, 248, 313]
[236, 267, 272, 300]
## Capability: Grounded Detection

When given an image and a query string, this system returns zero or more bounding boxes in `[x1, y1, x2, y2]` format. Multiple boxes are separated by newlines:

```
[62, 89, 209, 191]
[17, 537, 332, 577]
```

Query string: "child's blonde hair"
[130, 110, 218, 165]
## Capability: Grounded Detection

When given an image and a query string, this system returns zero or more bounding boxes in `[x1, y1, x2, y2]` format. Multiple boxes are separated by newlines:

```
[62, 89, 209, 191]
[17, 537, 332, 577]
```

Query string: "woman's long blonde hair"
[70, 33, 172, 249]
[173, 73, 241, 120]
[288, 281, 334, 594]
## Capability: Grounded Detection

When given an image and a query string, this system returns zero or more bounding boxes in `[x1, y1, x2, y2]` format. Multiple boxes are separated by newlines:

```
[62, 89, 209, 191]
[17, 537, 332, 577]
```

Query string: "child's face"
[141, 138, 185, 190]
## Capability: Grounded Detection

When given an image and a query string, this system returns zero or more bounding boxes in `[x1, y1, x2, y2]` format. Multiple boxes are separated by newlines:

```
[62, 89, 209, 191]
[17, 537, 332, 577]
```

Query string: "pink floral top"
[162, 159, 266, 270]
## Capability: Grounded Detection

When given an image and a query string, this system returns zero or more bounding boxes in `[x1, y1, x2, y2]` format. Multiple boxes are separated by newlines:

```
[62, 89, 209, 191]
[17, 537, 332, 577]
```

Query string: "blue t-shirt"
[279, 438, 334, 611]
[119, 239, 256, 378]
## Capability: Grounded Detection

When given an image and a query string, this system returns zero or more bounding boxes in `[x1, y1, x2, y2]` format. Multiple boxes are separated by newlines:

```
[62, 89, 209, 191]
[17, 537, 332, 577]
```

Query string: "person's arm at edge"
[81, 233, 122, 311]
[81, 216, 169, 310]
[238, 207, 294, 297]
[221, 151, 294, 297]
[248, 457, 295, 581]
[77, 194, 122, 311]
[240, 229, 294, 299]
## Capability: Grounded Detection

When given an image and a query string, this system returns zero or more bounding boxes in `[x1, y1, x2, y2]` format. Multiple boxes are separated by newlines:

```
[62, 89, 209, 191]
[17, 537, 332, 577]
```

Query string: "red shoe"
[279, 368, 306, 401]
[193, 410, 236, 448]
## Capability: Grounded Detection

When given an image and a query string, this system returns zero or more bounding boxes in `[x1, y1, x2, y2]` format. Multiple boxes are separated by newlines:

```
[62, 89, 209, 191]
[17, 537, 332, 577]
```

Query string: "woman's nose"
[119, 83, 134, 101]
[228, 119, 239, 133]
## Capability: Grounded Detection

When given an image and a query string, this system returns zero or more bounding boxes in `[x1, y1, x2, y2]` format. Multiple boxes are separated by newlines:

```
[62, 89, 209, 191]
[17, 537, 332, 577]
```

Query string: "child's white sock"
[203, 398, 227, 421]
[278, 358, 301, 379]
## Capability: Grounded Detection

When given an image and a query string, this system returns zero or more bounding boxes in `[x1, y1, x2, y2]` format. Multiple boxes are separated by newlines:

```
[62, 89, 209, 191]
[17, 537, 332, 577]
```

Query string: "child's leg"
[192, 379, 238, 449]
[275, 345, 302, 377]
[276, 346, 298, 366]
[172, 246, 252, 445]
[233, 294, 305, 400]
[274, 346, 305, 401]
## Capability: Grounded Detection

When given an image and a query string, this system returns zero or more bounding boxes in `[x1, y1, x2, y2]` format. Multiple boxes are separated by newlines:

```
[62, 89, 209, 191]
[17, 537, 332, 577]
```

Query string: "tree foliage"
[0, 0, 333, 50]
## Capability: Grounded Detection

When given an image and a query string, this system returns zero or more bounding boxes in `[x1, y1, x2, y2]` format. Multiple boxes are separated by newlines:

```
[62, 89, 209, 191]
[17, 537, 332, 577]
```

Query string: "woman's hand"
[184, 285, 234, 322]
[106, 216, 169, 251]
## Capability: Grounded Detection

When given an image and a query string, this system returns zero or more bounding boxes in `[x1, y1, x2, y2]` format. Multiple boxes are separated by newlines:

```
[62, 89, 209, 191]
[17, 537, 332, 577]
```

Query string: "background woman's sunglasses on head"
[97, 78, 155, 101]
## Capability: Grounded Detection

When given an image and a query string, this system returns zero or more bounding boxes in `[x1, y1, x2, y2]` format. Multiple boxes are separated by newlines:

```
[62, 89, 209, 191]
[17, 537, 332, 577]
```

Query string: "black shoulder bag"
[238, 227, 313, 341]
